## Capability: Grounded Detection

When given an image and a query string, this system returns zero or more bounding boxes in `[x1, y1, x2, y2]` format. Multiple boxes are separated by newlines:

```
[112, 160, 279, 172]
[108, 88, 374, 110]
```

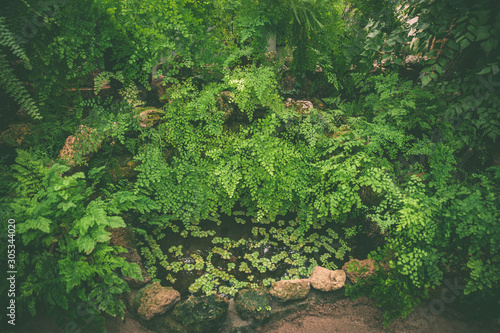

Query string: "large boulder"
[235, 288, 272, 322]
[342, 259, 377, 284]
[172, 294, 229, 333]
[284, 98, 314, 115]
[269, 279, 310, 302]
[309, 266, 346, 292]
[134, 283, 180, 320]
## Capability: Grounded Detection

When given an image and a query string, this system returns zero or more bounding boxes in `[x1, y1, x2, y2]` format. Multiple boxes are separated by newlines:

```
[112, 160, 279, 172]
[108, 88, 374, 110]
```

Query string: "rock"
[124, 289, 139, 308]
[109, 227, 136, 248]
[309, 266, 346, 292]
[120, 248, 151, 287]
[342, 259, 377, 284]
[58, 125, 101, 166]
[109, 154, 140, 182]
[0, 123, 33, 146]
[108, 228, 150, 287]
[223, 298, 253, 333]
[172, 294, 229, 333]
[134, 283, 180, 320]
[284, 98, 314, 115]
[158, 314, 188, 333]
[235, 288, 272, 322]
[281, 74, 296, 92]
[134, 107, 163, 128]
[269, 279, 310, 302]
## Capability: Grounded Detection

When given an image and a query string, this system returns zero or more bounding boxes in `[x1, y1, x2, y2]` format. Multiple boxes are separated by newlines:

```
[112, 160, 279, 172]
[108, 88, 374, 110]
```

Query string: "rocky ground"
[18, 294, 499, 333]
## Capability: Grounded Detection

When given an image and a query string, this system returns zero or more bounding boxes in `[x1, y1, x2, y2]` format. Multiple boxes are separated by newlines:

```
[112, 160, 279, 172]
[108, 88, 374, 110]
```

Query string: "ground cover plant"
[137, 211, 354, 297]
[0, 0, 499, 331]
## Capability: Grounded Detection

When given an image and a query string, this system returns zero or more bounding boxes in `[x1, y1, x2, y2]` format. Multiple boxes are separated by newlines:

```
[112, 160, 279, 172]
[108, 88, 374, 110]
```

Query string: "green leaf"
[32, 217, 52, 233]
[107, 216, 125, 228]
[121, 262, 143, 280]
[421, 75, 432, 86]
[476, 67, 491, 75]
[77, 235, 97, 254]
[480, 39, 498, 54]
[60, 258, 94, 292]
[78, 215, 94, 235]
[59, 201, 76, 212]
[447, 40, 459, 50]
[460, 38, 471, 48]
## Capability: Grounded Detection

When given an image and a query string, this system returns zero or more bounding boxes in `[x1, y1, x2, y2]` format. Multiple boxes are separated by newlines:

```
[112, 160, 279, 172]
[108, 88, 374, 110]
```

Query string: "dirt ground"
[17, 295, 499, 333]
[256, 296, 499, 333]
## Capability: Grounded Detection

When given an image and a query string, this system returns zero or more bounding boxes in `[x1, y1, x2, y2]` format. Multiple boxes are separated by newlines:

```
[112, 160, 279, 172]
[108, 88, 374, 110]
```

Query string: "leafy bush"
[5, 150, 142, 325]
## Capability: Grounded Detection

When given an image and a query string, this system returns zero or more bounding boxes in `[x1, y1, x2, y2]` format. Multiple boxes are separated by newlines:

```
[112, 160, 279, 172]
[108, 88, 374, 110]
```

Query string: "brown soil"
[17, 296, 499, 333]
[256, 296, 499, 333]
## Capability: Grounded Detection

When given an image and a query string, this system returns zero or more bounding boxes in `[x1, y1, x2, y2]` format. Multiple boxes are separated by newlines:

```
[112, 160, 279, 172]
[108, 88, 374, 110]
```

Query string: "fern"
[0, 55, 41, 119]
[8, 153, 143, 321]
[0, 16, 31, 69]
[0, 16, 40, 119]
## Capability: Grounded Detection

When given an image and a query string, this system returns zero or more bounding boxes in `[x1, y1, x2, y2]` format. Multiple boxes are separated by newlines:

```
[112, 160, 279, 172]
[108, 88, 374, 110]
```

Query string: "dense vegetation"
[1, 0, 499, 331]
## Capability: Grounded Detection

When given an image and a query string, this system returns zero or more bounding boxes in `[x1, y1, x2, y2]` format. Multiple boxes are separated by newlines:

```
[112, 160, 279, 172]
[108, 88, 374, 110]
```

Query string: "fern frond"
[0, 16, 31, 69]
[0, 54, 41, 119]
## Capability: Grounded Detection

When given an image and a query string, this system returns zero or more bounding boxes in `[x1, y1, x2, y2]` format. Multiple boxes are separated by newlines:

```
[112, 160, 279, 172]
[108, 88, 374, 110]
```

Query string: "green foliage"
[140, 215, 348, 297]
[348, 163, 500, 325]
[8, 151, 142, 322]
[337, 62, 499, 324]
[360, 0, 500, 141]
[0, 16, 40, 119]
[226, 66, 283, 121]
[1, 1, 499, 329]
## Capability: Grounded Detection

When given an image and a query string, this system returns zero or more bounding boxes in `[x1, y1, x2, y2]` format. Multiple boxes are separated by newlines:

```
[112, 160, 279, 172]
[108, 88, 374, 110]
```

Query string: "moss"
[234, 288, 272, 321]
[173, 295, 229, 333]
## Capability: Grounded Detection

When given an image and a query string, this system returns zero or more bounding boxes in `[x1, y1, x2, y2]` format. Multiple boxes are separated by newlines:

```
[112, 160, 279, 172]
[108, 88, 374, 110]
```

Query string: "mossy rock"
[234, 288, 272, 322]
[172, 294, 229, 333]
[108, 154, 140, 182]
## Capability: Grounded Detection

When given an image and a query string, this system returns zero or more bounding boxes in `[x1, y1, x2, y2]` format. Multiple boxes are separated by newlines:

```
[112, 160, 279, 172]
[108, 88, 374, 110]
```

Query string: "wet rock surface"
[235, 288, 272, 322]
[172, 294, 229, 333]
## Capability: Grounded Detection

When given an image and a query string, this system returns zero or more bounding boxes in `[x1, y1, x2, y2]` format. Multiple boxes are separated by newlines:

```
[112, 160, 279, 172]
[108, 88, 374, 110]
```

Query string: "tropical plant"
[5, 150, 142, 326]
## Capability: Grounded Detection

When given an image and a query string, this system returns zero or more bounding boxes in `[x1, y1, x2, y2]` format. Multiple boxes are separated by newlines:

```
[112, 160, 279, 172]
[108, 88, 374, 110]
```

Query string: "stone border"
[123, 265, 362, 333]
